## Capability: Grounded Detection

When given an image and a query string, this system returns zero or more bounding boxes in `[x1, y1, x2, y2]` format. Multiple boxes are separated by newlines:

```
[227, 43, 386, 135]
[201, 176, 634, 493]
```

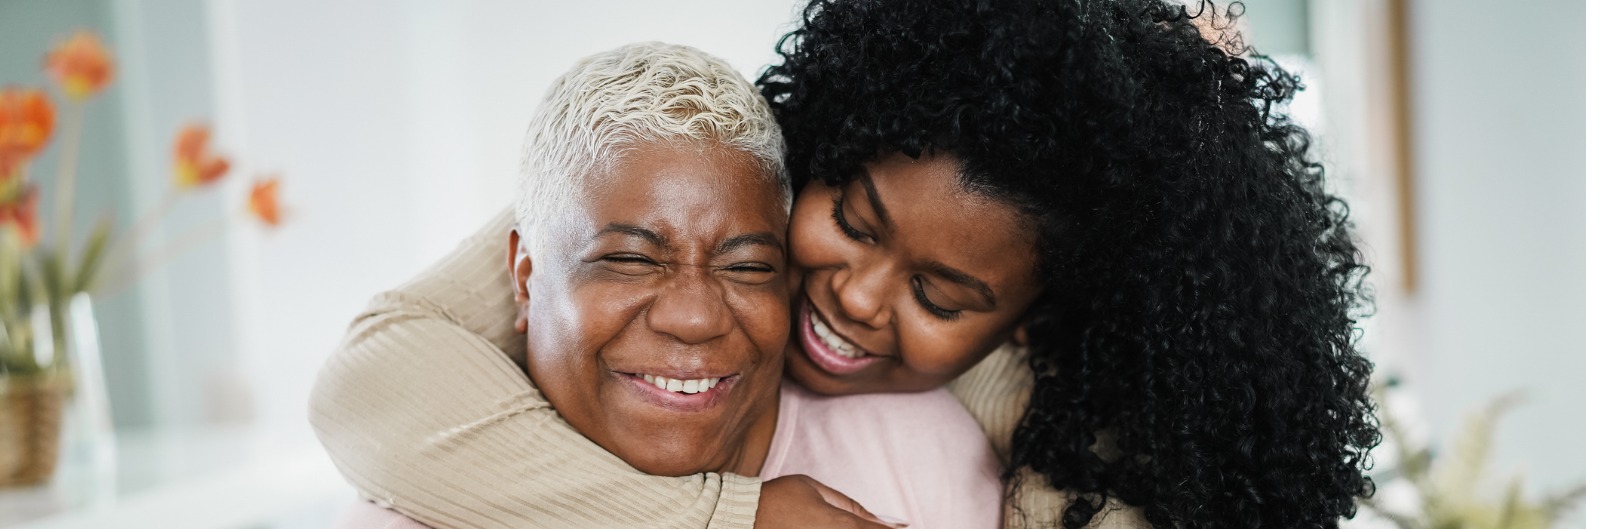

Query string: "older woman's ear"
[507, 229, 535, 334]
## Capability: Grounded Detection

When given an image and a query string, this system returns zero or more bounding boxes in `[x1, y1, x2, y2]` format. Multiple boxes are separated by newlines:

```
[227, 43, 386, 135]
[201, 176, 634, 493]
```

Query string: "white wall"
[1406, 0, 1584, 499]
[203, 0, 804, 430]
[1311, 0, 1583, 518]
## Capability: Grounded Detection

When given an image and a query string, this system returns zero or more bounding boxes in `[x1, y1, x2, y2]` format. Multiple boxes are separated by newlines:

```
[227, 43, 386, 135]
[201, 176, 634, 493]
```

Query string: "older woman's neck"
[723, 390, 782, 477]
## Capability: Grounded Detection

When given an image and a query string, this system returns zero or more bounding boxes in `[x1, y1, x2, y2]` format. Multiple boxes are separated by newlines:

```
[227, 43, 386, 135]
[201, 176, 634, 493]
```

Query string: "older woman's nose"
[646, 268, 735, 344]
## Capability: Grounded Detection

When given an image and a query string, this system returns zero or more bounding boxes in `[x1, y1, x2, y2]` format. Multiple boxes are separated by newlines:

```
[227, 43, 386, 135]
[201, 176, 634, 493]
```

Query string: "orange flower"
[172, 123, 229, 189]
[0, 185, 41, 248]
[44, 31, 114, 101]
[0, 87, 55, 182]
[247, 177, 283, 227]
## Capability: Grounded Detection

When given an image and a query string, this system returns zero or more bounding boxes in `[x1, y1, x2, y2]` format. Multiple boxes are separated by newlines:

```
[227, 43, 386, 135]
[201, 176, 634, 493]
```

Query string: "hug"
[312, 1, 1380, 528]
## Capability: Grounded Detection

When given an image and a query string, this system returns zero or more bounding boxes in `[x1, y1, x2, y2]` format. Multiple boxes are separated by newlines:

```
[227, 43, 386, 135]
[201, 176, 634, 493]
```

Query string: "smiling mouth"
[807, 307, 866, 358]
[634, 374, 726, 394]
[618, 371, 739, 412]
[797, 298, 883, 375]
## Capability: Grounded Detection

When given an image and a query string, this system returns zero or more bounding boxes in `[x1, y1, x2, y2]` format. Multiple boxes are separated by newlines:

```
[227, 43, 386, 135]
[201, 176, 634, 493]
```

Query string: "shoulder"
[792, 383, 988, 445]
[778, 384, 1003, 529]
[946, 342, 1033, 457]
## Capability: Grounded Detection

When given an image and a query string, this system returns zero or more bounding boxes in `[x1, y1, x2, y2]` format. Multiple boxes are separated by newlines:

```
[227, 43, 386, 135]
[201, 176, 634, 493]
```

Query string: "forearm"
[310, 307, 761, 528]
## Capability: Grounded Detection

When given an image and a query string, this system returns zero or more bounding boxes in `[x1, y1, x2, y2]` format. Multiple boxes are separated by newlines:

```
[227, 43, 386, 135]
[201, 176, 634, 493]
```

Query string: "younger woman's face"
[786, 151, 1044, 395]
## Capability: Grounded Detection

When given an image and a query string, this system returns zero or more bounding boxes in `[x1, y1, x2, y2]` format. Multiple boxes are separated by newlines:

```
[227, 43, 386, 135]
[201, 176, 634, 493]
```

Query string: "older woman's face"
[509, 143, 790, 477]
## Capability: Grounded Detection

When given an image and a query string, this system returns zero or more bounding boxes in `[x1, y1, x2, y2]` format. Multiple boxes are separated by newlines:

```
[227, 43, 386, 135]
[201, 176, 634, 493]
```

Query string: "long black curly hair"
[756, 0, 1381, 527]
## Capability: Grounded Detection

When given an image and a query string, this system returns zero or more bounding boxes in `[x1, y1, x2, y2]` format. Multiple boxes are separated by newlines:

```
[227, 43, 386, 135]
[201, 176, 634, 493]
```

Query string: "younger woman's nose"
[830, 262, 892, 329]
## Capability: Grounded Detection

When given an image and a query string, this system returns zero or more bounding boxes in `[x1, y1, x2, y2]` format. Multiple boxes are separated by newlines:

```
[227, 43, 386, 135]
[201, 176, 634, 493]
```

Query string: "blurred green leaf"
[1366, 388, 1584, 529]
[73, 216, 114, 293]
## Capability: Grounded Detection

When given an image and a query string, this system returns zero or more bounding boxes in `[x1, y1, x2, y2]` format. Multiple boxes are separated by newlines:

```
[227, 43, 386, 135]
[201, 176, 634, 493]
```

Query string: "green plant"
[1363, 386, 1584, 529]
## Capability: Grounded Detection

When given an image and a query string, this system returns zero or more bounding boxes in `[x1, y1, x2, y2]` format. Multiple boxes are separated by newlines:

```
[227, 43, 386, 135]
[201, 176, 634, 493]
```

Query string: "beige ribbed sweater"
[309, 207, 1149, 529]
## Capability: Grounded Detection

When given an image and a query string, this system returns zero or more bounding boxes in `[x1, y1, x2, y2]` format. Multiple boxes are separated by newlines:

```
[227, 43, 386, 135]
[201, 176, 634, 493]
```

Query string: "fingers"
[875, 515, 910, 528]
[758, 475, 909, 529]
[840, 515, 899, 529]
[808, 478, 906, 529]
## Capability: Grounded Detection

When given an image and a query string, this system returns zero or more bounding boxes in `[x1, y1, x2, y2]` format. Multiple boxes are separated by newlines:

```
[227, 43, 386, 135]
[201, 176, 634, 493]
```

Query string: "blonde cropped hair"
[515, 42, 788, 255]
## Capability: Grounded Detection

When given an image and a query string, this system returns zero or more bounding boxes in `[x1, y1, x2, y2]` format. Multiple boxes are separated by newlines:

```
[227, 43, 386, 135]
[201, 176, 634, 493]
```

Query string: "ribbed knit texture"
[309, 207, 1148, 529]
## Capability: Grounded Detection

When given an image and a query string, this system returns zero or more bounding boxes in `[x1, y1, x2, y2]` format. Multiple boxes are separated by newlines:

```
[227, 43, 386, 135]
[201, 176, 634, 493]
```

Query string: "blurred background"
[0, 0, 1582, 528]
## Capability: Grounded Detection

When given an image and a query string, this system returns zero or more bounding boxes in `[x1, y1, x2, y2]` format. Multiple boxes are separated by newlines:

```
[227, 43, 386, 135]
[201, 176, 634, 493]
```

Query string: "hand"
[755, 475, 906, 529]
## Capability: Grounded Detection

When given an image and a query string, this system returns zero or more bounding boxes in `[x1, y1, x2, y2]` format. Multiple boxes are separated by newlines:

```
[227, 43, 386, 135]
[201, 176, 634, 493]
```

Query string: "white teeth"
[683, 378, 709, 394]
[809, 310, 865, 358]
[638, 374, 723, 395]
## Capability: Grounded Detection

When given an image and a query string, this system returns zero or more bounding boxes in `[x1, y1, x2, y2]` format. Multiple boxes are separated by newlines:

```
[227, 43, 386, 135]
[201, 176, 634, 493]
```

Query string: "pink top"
[334, 501, 430, 529]
[758, 382, 1002, 529]
[337, 382, 1002, 529]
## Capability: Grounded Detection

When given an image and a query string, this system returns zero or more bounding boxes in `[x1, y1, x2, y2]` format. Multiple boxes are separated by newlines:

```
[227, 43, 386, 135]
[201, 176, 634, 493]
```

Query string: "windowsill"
[0, 424, 351, 529]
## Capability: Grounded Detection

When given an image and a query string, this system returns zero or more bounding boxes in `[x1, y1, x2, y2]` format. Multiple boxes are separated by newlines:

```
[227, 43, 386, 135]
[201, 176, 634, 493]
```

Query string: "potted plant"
[0, 31, 283, 487]
[1360, 381, 1584, 529]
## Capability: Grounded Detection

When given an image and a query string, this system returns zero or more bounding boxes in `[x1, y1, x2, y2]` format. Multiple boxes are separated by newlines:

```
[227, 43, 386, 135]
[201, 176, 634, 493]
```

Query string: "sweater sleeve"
[947, 344, 1153, 529]
[308, 207, 762, 529]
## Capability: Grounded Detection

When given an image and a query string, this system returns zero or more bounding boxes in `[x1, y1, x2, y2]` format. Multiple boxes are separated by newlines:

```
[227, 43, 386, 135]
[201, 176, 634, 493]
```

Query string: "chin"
[783, 347, 951, 395]
[782, 349, 862, 396]
[614, 442, 719, 477]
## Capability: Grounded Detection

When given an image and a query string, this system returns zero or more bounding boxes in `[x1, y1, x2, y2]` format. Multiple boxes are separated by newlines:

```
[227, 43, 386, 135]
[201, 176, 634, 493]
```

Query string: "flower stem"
[97, 217, 229, 300]
[101, 186, 180, 285]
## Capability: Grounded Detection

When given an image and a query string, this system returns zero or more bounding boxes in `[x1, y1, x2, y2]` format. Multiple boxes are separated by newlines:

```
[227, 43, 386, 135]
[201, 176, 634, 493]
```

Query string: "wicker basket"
[0, 376, 66, 487]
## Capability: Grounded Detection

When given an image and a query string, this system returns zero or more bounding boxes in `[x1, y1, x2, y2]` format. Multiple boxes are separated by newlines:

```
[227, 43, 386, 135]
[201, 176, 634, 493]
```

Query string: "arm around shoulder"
[308, 207, 761, 529]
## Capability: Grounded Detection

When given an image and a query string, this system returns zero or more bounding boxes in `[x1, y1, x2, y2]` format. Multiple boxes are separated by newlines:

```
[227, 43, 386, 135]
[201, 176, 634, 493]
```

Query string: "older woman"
[325, 42, 1001, 529]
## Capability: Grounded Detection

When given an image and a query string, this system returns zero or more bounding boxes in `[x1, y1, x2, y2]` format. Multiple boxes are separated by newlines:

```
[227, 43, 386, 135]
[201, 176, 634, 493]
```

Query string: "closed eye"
[719, 262, 779, 285]
[724, 262, 775, 273]
[832, 195, 873, 243]
[603, 254, 655, 264]
[601, 254, 660, 275]
[912, 276, 961, 320]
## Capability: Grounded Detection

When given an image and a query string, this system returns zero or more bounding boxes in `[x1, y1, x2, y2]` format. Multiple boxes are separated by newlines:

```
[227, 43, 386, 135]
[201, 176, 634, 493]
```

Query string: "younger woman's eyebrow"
[857, 172, 894, 233]
[923, 260, 997, 308]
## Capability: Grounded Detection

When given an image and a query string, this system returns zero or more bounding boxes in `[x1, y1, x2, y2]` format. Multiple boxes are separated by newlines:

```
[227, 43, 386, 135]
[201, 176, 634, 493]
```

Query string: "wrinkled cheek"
[730, 290, 793, 366]
[528, 283, 643, 366]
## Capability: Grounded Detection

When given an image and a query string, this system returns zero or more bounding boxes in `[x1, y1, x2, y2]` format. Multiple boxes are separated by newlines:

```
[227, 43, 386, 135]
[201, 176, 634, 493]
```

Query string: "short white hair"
[515, 42, 788, 256]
